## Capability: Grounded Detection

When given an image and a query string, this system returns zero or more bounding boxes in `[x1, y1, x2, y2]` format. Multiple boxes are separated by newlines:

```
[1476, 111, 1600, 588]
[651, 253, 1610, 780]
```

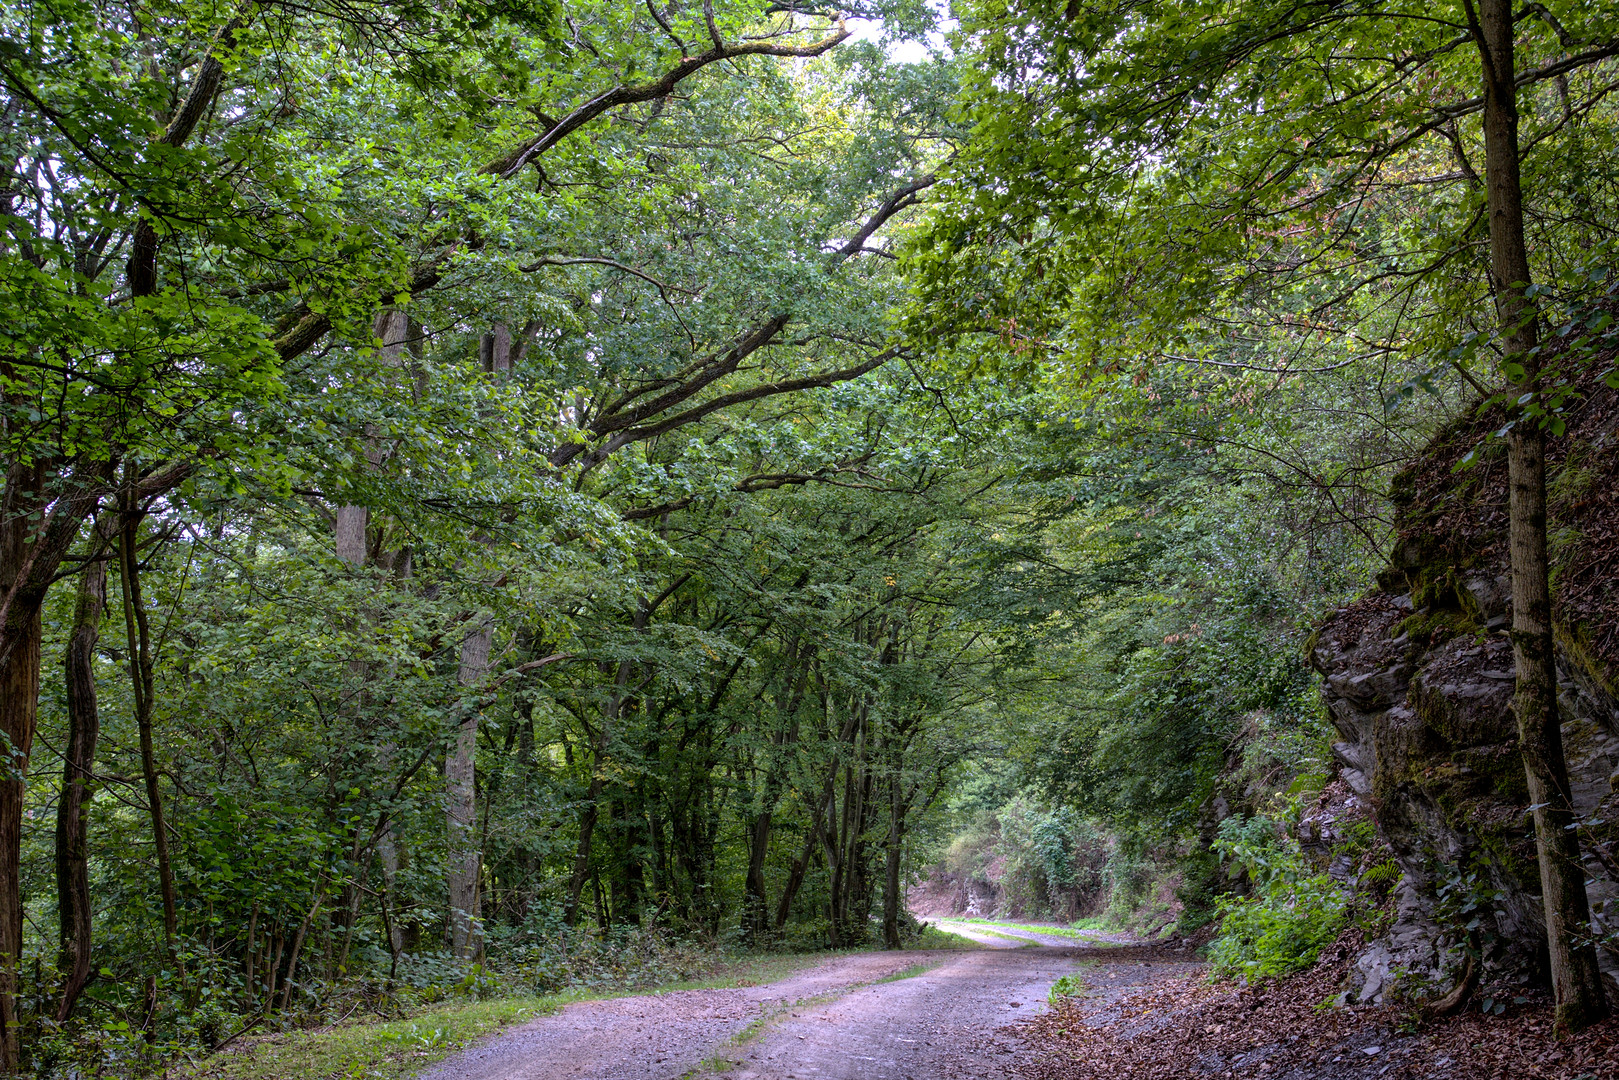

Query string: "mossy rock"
[1410, 652, 1516, 749]
[1555, 621, 1619, 701]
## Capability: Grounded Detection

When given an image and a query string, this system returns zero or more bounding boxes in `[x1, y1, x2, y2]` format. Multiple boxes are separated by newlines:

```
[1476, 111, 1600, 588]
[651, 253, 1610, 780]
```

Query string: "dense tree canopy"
[2, 0, 1617, 1073]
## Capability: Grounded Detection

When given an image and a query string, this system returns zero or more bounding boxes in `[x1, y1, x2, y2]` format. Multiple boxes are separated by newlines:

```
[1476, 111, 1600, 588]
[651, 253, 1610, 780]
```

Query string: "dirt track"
[417, 935, 1200, 1080]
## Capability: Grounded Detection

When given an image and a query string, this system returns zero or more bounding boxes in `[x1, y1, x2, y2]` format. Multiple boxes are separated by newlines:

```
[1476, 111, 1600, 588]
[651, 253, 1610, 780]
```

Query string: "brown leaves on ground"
[1020, 949, 1618, 1080]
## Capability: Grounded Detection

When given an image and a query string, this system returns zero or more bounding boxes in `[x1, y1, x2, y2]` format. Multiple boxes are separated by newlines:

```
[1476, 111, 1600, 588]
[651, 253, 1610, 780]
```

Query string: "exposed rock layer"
[1310, 363, 1619, 1003]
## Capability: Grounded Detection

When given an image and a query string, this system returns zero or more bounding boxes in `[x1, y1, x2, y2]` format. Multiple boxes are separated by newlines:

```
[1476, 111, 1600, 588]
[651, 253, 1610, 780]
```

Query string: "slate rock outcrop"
[1308, 361, 1619, 1004]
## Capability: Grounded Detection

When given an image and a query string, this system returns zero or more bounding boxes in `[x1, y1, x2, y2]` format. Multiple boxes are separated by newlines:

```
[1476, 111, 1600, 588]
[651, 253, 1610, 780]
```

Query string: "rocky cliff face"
[1309, 365, 1619, 1005]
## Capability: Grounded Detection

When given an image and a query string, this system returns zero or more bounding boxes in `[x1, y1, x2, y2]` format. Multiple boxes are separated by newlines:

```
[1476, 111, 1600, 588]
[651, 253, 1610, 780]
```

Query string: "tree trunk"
[1474, 0, 1610, 1030]
[882, 778, 906, 950]
[566, 654, 636, 924]
[55, 520, 112, 1020]
[0, 596, 40, 1072]
[119, 507, 179, 952]
[0, 462, 98, 1070]
[564, 795, 602, 925]
[241, 903, 258, 1011]
[743, 808, 774, 941]
[446, 624, 490, 958]
[278, 891, 323, 1012]
[775, 785, 833, 932]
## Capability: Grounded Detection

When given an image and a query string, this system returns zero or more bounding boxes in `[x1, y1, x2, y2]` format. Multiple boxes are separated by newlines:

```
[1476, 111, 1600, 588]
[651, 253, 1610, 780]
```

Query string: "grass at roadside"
[939, 922, 1040, 947]
[647, 950, 833, 992]
[911, 924, 981, 950]
[180, 952, 836, 1080]
[958, 918, 1123, 944]
[179, 995, 566, 1080]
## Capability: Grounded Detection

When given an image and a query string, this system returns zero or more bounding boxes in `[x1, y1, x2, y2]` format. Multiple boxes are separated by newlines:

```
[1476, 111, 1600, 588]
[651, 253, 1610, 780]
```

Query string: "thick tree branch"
[126, 13, 248, 297]
[571, 349, 897, 472]
[483, 22, 849, 178]
[549, 314, 793, 468]
[830, 174, 936, 263]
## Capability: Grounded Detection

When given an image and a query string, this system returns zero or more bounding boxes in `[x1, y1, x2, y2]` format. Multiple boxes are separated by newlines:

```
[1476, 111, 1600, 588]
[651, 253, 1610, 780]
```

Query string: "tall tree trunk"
[55, 520, 112, 1020]
[565, 793, 602, 925]
[1474, 0, 1610, 1030]
[118, 506, 179, 952]
[743, 807, 774, 942]
[0, 587, 41, 1073]
[0, 456, 166, 1071]
[446, 624, 490, 958]
[339, 308, 410, 954]
[881, 778, 906, 950]
[743, 651, 809, 943]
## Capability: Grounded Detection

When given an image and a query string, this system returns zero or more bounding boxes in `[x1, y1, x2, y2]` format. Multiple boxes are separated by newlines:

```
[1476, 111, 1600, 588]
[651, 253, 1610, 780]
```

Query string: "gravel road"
[418, 934, 1199, 1080]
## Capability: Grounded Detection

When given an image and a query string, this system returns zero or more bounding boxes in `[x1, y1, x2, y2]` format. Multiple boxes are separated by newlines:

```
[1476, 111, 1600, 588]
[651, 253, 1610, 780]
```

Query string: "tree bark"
[882, 778, 906, 950]
[0, 587, 41, 1073]
[1473, 0, 1610, 1030]
[0, 461, 103, 1070]
[447, 623, 490, 958]
[55, 518, 113, 1020]
[118, 505, 179, 952]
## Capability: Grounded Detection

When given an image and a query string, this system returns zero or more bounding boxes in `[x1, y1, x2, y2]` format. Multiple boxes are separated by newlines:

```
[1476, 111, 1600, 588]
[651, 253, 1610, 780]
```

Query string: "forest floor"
[1021, 938, 1619, 1080]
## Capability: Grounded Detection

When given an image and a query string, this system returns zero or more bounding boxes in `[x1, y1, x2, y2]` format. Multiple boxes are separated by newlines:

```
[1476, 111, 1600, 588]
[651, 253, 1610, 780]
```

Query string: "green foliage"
[1048, 973, 1086, 1004]
[498, 922, 714, 996]
[1205, 816, 1349, 981]
[942, 797, 1112, 921]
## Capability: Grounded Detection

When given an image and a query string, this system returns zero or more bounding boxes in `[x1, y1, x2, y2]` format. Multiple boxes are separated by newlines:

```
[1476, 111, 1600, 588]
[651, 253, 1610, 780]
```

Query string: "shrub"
[1206, 814, 1349, 980]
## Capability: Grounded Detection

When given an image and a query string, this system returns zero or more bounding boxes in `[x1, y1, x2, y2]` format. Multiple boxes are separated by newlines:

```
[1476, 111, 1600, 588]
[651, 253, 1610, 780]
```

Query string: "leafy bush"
[1206, 815, 1348, 980]
[497, 917, 712, 995]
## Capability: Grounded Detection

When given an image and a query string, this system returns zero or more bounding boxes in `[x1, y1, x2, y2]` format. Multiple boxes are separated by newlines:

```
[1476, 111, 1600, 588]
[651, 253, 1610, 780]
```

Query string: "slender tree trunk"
[743, 807, 774, 941]
[119, 508, 179, 952]
[566, 657, 635, 924]
[565, 795, 602, 925]
[375, 749, 405, 958]
[882, 779, 906, 950]
[1474, 0, 1610, 1030]
[55, 520, 112, 1019]
[241, 903, 258, 1011]
[447, 624, 490, 958]
[278, 891, 323, 1012]
[743, 655, 808, 942]
[264, 931, 284, 1011]
[775, 786, 833, 932]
